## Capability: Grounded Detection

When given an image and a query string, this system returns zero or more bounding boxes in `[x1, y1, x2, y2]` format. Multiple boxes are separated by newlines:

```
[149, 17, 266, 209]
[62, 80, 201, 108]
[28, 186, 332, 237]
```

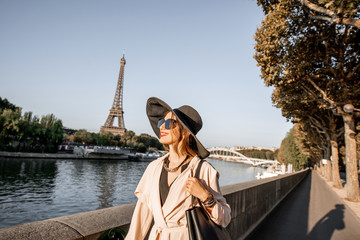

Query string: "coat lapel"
[150, 154, 168, 228]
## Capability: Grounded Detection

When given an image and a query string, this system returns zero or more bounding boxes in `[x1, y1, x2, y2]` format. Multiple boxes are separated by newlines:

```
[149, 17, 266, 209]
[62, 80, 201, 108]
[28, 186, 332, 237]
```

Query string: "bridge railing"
[0, 169, 310, 240]
[208, 147, 277, 166]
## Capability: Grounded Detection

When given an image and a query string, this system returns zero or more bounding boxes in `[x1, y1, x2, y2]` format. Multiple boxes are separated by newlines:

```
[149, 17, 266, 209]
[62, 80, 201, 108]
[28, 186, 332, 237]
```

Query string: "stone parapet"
[0, 169, 309, 240]
[223, 169, 309, 239]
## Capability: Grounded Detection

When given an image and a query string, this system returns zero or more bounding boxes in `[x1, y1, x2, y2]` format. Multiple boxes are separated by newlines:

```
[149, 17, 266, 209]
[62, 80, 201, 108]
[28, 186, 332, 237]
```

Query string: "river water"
[0, 157, 265, 228]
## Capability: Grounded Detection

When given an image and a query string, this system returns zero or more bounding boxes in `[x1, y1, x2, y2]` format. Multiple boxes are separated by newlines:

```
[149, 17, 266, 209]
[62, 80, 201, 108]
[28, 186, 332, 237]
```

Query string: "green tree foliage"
[293, 121, 324, 162]
[0, 98, 163, 153]
[0, 98, 63, 153]
[0, 97, 19, 112]
[278, 127, 309, 170]
[238, 149, 276, 160]
[68, 130, 164, 152]
[74, 129, 95, 145]
[0, 108, 21, 150]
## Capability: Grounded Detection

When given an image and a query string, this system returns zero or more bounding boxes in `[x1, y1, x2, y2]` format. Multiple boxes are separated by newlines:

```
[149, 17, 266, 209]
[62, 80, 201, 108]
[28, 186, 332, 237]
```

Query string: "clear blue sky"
[0, 0, 293, 148]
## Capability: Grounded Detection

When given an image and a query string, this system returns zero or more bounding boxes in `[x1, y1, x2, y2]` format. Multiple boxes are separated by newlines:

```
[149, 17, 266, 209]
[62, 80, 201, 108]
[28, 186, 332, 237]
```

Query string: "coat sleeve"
[125, 161, 157, 240]
[201, 162, 231, 228]
[125, 200, 153, 240]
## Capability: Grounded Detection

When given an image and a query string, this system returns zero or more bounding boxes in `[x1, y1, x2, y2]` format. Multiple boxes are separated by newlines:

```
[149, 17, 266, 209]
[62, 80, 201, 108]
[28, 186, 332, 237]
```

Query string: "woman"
[125, 97, 231, 240]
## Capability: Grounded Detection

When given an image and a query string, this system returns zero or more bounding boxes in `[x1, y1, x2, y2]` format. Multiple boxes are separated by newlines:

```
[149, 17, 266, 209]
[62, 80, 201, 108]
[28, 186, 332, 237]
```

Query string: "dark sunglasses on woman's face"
[157, 118, 176, 129]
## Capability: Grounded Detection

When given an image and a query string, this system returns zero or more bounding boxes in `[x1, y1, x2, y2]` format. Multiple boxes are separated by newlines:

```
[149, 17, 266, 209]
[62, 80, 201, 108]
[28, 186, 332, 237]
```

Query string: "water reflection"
[0, 158, 263, 228]
[0, 158, 57, 228]
[95, 161, 117, 209]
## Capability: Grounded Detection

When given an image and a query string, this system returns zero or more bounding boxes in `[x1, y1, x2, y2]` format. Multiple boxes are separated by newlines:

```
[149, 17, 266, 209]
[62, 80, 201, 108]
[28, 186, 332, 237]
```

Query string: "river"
[0, 157, 265, 228]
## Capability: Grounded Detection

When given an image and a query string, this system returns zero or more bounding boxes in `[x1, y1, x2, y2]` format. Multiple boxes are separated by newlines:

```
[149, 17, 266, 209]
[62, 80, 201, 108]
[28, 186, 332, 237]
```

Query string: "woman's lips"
[160, 132, 168, 137]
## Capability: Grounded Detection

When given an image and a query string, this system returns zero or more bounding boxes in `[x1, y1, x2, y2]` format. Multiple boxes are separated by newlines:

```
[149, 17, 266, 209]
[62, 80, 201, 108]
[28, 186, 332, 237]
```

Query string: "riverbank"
[0, 151, 128, 160]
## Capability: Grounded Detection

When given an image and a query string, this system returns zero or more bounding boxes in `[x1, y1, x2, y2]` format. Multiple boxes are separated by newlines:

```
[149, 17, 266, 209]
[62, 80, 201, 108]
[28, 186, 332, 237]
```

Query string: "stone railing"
[0, 169, 309, 240]
[223, 169, 309, 239]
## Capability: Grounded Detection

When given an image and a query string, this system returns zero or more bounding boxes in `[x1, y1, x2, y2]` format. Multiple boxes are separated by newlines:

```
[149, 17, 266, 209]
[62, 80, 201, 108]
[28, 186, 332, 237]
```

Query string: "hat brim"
[146, 97, 210, 159]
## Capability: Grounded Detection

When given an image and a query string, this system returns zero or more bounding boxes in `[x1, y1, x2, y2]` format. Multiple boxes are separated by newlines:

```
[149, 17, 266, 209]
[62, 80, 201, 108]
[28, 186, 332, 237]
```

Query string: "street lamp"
[343, 104, 360, 113]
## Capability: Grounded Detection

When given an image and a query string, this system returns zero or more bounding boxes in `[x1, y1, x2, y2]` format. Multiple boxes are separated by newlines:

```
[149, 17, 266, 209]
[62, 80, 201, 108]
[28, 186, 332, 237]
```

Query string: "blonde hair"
[162, 112, 198, 157]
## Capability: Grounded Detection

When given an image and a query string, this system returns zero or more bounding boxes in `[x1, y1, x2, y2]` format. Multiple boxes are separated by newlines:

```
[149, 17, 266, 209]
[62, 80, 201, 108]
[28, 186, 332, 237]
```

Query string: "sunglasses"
[157, 118, 177, 130]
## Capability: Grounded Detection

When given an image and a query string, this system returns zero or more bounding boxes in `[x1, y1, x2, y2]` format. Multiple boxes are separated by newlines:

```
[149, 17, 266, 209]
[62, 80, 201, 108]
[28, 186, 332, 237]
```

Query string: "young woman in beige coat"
[125, 97, 231, 240]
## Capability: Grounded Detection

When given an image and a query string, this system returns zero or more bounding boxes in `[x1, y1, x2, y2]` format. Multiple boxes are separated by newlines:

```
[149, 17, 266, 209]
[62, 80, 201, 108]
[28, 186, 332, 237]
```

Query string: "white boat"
[256, 166, 284, 179]
[256, 171, 279, 179]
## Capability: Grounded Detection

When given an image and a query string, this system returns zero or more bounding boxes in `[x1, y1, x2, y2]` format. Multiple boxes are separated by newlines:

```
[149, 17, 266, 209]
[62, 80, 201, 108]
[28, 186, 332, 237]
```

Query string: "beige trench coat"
[125, 154, 231, 240]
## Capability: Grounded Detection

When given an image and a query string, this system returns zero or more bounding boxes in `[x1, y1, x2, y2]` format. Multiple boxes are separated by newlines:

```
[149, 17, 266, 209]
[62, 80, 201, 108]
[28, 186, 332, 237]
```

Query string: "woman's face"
[159, 112, 180, 145]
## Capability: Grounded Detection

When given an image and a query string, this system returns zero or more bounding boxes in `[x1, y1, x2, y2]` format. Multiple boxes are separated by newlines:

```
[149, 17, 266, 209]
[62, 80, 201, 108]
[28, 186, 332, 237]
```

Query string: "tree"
[94, 132, 114, 146]
[297, 0, 360, 28]
[0, 108, 21, 150]
[258, 0, 360, 29]
[255, 0, 360, 201]
[0, 97, 19, 112]
[266, 65, 344, 185]
[73, 129, 94, 145]
[37, 114, 63, 152]
[278, 127, 309, 170]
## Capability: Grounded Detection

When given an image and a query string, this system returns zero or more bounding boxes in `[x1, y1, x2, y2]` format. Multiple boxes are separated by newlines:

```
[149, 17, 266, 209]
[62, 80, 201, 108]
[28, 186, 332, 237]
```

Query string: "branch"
[305, 78, 337, 108]
[297, 0, 360, 29]
[309, 116, 326, 133]
[340, 16, 360, 29]
[309, 117, 331, 142]
[299, 81, 332, 108]
[346, 61, 360, 79]
[336, 127, 344, 138]
[311, 15, 333, 22]
[300, 83, 320, 100]
[298, 0, 335, 16]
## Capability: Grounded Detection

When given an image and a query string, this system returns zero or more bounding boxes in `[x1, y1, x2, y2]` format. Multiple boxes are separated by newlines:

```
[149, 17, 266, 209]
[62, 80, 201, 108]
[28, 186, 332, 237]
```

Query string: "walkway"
[247, 171, 360, 240]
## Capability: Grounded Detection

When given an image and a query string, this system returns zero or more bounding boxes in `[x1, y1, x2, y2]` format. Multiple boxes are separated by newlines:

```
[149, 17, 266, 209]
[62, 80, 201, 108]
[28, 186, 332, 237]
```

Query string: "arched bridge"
[207, 147, 277, 167]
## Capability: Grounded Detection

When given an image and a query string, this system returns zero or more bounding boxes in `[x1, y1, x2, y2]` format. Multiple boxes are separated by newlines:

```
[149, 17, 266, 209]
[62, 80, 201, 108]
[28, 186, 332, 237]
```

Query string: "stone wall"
[223, 169, 309, 239]
[0, 169, 309, 240]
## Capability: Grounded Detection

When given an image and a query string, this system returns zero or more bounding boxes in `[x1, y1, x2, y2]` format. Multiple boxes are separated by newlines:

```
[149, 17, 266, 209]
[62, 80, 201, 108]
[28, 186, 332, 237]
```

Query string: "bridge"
[207, 147, 277, 167]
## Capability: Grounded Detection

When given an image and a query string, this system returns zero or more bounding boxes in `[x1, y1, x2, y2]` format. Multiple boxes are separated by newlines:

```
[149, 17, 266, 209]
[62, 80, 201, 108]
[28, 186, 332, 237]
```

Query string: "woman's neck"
[168, 145, 187, 164]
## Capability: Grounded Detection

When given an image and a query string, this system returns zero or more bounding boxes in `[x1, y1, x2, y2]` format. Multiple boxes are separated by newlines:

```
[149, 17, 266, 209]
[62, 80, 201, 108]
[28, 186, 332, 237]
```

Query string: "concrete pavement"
[247, 171, 360, 240]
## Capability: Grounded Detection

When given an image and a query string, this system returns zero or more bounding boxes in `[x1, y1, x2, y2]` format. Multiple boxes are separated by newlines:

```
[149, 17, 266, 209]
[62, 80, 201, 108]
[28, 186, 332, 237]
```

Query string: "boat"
[256, 166, 284, 179]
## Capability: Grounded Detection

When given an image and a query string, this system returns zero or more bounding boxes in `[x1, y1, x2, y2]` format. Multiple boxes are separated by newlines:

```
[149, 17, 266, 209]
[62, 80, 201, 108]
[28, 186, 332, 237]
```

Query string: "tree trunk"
[343, 113, 360, 201]
[327, 160, 333, 182]
[330, 140, 342, 188]
[323, 145, 331, 180]
[329, 117, 342, 188]
[319, 162, 323, 176]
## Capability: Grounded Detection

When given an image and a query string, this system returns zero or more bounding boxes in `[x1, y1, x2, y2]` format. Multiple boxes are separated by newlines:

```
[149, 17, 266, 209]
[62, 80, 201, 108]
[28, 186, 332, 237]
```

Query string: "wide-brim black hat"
[146, 97, 210, 159]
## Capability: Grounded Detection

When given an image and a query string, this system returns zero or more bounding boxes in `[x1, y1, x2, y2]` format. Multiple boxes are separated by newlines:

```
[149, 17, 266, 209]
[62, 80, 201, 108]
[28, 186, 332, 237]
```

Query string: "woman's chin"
[160, 138, 175, 145]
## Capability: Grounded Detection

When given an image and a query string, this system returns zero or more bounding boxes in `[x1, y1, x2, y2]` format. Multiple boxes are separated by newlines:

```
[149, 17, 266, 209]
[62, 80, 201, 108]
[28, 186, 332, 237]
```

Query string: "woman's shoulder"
[202, 160, 218, 174]
[194, 157, 219, 178]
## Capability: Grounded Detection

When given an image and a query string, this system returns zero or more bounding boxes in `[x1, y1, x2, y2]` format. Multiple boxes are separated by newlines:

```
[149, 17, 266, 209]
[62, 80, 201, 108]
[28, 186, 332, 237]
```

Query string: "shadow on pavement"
[307, 204, 345, 240]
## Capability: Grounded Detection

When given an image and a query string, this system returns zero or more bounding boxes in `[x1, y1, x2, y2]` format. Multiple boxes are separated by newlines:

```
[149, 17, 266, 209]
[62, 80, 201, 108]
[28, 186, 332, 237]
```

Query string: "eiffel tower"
[100, 55, 127, 136]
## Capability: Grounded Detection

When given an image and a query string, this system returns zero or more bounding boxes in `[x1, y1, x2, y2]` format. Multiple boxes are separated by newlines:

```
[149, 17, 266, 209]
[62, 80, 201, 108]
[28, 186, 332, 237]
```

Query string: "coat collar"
[161, 155, 202, 219]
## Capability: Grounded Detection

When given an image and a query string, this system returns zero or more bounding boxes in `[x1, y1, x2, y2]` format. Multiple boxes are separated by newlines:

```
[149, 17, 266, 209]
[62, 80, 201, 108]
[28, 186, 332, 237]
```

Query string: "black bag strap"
[195, 160, 204, 179]
[191, 160, 204, 206]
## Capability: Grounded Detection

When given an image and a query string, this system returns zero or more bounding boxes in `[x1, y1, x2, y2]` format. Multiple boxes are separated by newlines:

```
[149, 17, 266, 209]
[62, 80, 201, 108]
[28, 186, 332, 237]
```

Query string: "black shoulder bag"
[185, 160, 232, 240]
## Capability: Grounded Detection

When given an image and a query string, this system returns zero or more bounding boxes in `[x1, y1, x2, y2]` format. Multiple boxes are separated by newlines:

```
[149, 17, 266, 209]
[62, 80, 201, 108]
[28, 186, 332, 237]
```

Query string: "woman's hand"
[186, 177, 209, 202]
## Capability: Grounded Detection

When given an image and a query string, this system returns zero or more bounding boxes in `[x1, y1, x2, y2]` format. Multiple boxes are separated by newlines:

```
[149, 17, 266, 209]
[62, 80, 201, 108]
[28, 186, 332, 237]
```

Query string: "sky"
[0, 0, 293, 148]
